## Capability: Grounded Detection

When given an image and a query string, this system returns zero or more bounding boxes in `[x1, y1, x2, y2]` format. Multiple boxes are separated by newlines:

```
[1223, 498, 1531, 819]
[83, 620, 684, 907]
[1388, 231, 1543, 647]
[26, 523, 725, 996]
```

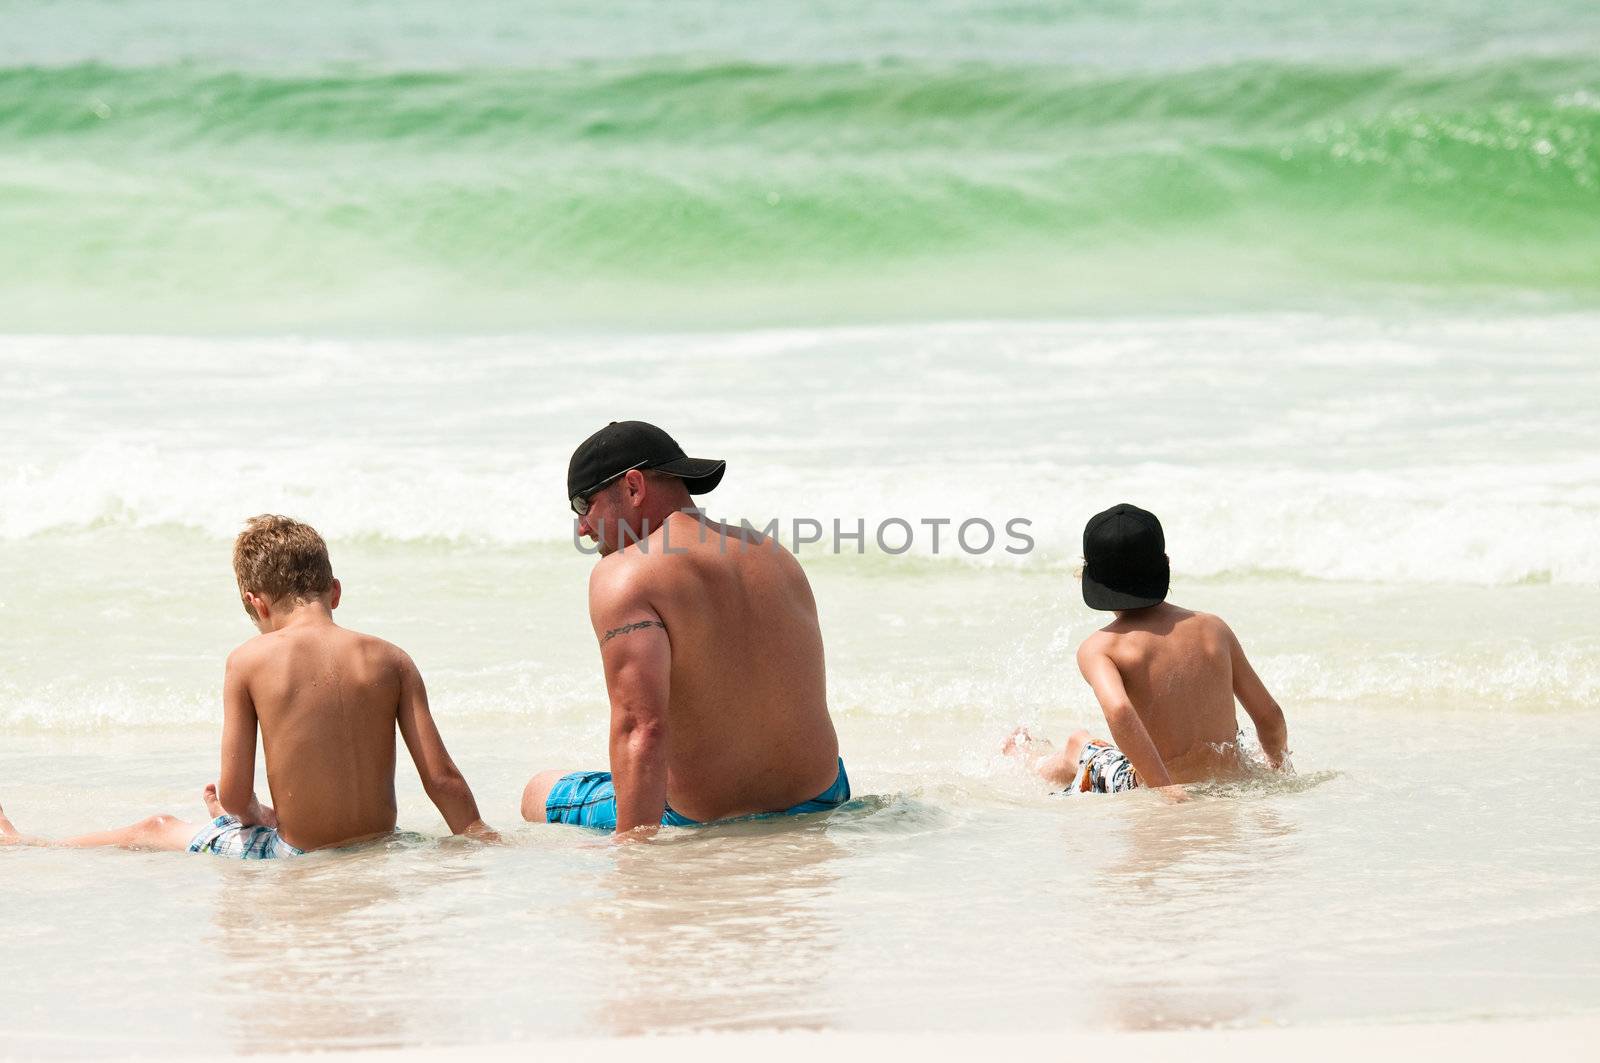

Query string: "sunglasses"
[570, 460, 651, 517]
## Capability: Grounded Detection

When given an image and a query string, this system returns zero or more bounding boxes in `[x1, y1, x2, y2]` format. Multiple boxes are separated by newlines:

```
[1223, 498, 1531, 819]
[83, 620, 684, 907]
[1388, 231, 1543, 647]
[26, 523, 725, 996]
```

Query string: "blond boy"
[1, 515, 491, 856]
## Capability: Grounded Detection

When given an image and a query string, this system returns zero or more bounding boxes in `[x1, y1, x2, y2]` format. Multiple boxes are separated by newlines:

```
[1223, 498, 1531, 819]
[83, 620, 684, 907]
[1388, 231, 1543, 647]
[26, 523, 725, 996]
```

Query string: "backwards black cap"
[1081, 503, 1169, 611]
[567, 421, 726, 507]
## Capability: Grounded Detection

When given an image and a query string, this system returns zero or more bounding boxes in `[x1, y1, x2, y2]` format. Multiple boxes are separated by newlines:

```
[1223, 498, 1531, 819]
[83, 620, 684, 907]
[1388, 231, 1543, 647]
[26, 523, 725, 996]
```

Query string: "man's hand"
[611, 823, 660, 844]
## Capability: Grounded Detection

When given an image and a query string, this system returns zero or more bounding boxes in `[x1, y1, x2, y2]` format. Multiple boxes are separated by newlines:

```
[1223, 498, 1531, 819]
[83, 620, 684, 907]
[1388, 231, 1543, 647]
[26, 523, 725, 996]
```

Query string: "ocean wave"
[4, 310, 1596, 588]
[3, 441, 1598, 586]
[1, 57, 1596, 326]
[3, 57, 1594, 152]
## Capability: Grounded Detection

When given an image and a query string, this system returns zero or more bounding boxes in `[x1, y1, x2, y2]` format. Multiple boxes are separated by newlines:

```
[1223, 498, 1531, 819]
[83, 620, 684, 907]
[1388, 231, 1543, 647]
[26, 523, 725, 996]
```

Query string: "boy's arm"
[218, 648, 274, 827]
[396, 653, 493, 837]
[1076, 641, 1176, 789]
[590, 561, 671, 838]
[1225, 623, 1289, 770]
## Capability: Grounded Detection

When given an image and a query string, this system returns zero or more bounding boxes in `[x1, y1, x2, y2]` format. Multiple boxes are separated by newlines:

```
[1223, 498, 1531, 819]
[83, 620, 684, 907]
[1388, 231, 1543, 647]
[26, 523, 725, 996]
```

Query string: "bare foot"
[0, 802, 20, 843]
[202, 784, 225, 819]
[1002, 726, 1050, 759]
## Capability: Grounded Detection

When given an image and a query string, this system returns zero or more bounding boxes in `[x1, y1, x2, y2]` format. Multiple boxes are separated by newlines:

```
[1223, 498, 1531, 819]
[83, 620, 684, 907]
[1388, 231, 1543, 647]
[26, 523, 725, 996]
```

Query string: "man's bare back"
[591, 513, 840, 821]
[524, 421, 845, 834]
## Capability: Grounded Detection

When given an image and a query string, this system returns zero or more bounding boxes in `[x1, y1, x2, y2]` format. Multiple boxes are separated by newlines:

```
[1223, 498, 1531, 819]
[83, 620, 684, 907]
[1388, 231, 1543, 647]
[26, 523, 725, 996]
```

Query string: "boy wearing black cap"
[1006, 503, 1289, 793]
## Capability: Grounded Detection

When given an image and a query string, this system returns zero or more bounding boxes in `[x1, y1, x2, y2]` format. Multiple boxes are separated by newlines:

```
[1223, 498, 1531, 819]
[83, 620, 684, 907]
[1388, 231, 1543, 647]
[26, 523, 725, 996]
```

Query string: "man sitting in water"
[521, 420, 849, 834]
[1, 515, 493, 856]
[1006, 503, 1289, 793]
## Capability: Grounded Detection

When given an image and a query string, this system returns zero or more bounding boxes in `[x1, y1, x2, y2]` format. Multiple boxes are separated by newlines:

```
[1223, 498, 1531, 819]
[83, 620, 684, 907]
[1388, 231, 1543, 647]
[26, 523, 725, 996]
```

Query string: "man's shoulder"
[702, 518, 800, 574]
[595, 520, 781, 577]
[592, 517, 804, 601]
[590, 547, 655, 597]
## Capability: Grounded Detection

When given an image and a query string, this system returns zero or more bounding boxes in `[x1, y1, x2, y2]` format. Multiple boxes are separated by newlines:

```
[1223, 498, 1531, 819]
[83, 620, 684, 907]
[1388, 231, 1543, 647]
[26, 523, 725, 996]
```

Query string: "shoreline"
[213, 1018, 1600, 1063]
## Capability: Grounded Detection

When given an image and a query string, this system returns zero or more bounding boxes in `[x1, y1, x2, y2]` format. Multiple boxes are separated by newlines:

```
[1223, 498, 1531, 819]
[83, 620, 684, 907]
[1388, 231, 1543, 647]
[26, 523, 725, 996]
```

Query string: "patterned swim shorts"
[1070, 741, 1141, 794]
[187, 815, 305, 859]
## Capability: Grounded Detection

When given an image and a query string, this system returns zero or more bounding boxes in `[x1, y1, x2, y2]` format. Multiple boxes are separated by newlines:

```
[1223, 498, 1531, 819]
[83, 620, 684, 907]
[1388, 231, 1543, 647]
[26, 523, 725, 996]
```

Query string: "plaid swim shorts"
[1070, 741, 1141, 794]
[187, 814, 305, 859]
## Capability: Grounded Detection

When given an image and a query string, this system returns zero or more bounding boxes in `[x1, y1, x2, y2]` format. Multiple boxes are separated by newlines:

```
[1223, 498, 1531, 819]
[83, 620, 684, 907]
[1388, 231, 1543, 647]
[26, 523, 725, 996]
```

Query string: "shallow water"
[5, 705, 1598, 1053]
[3, 316, 1599, 1054]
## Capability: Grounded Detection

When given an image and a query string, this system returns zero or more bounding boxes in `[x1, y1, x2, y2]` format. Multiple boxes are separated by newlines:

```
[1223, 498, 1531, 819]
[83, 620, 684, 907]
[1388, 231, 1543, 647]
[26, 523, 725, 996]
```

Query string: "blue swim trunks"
[546, 758, 851, 831]
[187, 815, 305, 859]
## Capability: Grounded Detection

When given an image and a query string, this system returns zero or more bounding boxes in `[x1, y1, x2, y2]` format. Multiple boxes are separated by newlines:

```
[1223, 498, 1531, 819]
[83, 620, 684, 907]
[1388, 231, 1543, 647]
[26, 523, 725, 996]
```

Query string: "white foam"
[5, 447, 1598, 585]
[3, 315, 1597, 586]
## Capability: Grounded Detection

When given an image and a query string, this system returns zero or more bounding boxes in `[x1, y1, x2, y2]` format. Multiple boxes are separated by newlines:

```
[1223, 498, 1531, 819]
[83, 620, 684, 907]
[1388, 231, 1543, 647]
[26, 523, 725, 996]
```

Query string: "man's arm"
[396, 652, 493, 837]
[1075, 641, 1176, 789]
[1225, 623, 1289, 770]
[590, 562, 672, 837]
[217, 647, 274, 827]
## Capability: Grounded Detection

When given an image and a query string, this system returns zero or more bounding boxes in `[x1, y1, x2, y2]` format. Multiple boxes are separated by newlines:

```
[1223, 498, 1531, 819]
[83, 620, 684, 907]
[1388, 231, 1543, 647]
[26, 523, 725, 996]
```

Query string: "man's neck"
[639, 495, 699, 530]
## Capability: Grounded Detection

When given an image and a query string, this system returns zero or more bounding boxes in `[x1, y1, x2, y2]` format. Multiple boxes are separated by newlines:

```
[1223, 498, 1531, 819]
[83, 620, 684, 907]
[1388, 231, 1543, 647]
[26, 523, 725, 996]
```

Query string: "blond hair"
[232, 515, 334, 619]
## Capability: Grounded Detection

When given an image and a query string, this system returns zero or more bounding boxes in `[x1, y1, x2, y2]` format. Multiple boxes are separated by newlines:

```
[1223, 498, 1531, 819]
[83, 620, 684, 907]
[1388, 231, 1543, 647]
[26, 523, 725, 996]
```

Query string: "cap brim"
[652, 456, 725, 494]
[1081, 562, 1169, 611]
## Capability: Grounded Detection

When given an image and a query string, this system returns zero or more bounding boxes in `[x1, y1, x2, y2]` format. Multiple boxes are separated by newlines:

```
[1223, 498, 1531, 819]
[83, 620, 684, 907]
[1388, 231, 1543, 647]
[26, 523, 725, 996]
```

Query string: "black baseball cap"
[567, 421, 726, 509]
[1081, 503, 1170, 611]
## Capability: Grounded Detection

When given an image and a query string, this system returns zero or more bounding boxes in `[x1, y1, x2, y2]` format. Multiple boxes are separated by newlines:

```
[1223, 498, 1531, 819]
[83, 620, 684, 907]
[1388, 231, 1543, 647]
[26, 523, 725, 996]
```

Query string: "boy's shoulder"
[227, 626, 412, 672]
[1077, 627, 1117, 654]
[1075, 627, 1122, 670]
[225, 630, 277, 672]
[332, 627, 414, 672]
[339, 629, 420, 683]
[1082, 604, 1233, 645]
[1180, 608, 1235, 640]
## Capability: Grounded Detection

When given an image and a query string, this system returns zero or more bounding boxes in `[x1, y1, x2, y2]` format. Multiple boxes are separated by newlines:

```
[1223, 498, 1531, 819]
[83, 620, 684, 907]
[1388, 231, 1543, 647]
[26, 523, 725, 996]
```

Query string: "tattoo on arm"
[601, 620, 667, 643]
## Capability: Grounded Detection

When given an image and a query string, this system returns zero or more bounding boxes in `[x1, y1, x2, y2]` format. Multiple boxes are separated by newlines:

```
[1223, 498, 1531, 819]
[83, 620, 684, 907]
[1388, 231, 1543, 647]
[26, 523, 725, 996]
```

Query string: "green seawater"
[0, 0, 1597, 328]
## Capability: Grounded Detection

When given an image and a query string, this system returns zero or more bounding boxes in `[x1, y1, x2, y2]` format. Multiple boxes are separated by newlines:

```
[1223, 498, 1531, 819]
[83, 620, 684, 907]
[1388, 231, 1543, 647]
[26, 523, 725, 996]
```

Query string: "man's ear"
[329, 579, 342, 610]
[623, 469, 648, 506]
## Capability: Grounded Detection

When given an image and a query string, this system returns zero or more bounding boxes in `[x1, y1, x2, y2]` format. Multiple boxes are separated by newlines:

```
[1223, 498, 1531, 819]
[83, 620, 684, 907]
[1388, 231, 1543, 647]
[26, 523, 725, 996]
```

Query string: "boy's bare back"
[1011, 504, 1290, 795]
[223, 605, 485, 851]
[1077, 602, 1282, 785]
[230, 622, 409, 850]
